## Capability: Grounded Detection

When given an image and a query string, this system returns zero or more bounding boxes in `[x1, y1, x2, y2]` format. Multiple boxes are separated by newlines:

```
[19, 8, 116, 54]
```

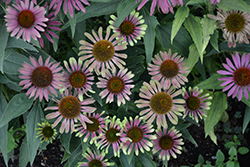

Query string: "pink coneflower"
[78, 148, 114, 167]
[95, 116, 129, 157]
[210, 0, 220, 4]
[109, 10, 147, 46]
[45, 88, 96, 134]
[78, 26, 128, 77]
[4, 0, 48, 42]
[96, 68, 134, 106]
[208, 8, 250, 48]
[217, 52, 250, 100]
[182, 87, 212, 123]
[136, 0, 183, 16]
[148, 49, 189, 90]
[18, 56, 64, 102]
[49, 0, 90, 18]
[38, 11, 62, 48]
[135, 80, 185, 128]
[75, 111, 107, 144]
[152, 127, 184, 161]
[63, 57, 94, 101]
[3, 0, 37, 5]
[120, 116, 156, 156]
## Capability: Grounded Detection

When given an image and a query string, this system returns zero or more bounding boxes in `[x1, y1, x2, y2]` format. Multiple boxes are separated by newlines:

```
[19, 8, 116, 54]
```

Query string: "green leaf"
[217, 0, 250, 13]
[196, 73, 224, 90]
[171, 6, 190, 43]
[241, 96, 250, 107]
[0, 18, 9, 73]
[67, 10, 77, 38]
[60, 132, 72, 153]
[225, 141, 235, 148]
[19, 137, 29, 167]
[242, 106, 250, 133]
[120, 152, 135, 167]
[115, 0, 137, 28]
[216, 150, 225, 163]
[0, 93, 33, 128]
[6, 37, 38, 52]
[198, 154, 204, 164]
[238, 147, 249, 155]
[210, 30, 219, 52]
[208, 129, 217, 145]
[229, 147, 237, 156]
[143, 10, 159, 65]
[205, 91, 228, 137]
[226, 161, 234, 167]
[62, 1, 119, 30]
[63, 143, 83, 167]
[201, 16, 216, 53]
[184, 14, 203, 61]
[184, 44, 200, 76]
[137, 153, 157, 167]
[163, 159, 168, 167]
[181, 128, 198, 147]
[26, 102, 44, 165]
[186, 0, 204, 6]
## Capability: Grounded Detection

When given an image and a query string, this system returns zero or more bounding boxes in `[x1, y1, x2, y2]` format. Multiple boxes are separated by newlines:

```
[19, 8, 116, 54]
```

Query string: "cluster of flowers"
[3, 0, 250, 166]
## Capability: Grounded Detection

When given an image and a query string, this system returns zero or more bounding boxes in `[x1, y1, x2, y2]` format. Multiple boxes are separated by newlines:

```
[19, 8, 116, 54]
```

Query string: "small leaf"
[171, 6, 190, 43]
[210, 30, 219, 52]
[226, 161, 234, 167]
[67, 10, 76, 38]
[198, 154, 204, 164]
[238, 147, 249, 155]
[196, 73, 224, 90]
[205, 92, 228, 137]
[217, 0, 250, 14]
[184, 44, 200, 76]
[186, 0, 204, 6]
[228, 147, 237, 156]
[0, 93, 33, 128]
[225, 141, 235, 148]
[242, 106, 250, 133]
[216, 150, 225, 162]
[201, 16, 216, 53]
[181, 128, 198, 147]
[60, 132, 72, 153]
[208, 129, 217, 145]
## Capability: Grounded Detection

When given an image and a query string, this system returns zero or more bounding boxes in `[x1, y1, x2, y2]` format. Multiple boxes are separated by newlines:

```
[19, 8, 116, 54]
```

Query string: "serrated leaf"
[201, 16, 216, 53]
[0, 93, 33, 128]
[143, 10, 159, 65]
[242, 106, 250, 133]
[115, 0, 137, 28]
[0, 18, 9, 73]
[205, 92, 228, 137]
[26, 102, 44, 165]
[196, 73, 224, 90]
[171, 6, 190, 43]
[184, 14, 203, 61]
[238, 147, 249, 155]
[184, 44, 200, 76]
[217, 0, 250, 13]
[210, 30, 219, 52]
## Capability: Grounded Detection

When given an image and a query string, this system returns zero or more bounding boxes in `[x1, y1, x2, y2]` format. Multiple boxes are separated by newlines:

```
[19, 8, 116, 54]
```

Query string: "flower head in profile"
[63, 57, 94, 101]
[45, 88, 96, 134]
[109, 10, 147, 46]
[95, 116, 129, 157]
[4, 0, 48, 42]
[152, 127, 184, 161]
[18, 56, 64, 102]
[36, 121, 57, 143]
[78, 26, 128, 77]
[208, 8, 250, 48]
[210, 0, 220, 4]
[136, 0, 183, 16]
[120, 116, 156, 156]
[38, 11, 62, 48]
[217, 51, 250, 100]
[148, 49, 189, 90]
[97, 68, 134, 106]
[49, 0, 90, 18]
[78, 148, 114, 167]
[182, 87, 212, 123]
[75, 111, 107, 144]
[135, 80, 185, 128]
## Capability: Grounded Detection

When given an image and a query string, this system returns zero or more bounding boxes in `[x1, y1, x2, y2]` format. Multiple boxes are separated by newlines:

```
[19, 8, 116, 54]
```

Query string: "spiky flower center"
[127, 127, 143, 143]
[105, 128, 120, 143]
[233, 67, 250, 86]
[42, 126, 54, 138]
[86, 117, 100, 132]
[92, 40, 115, 62]
[89, 159, 103, 167]
[58, 96, 81, 119]
[160, 59, 179, 78]
[150, 92, 173, 115]
[119, 20, 135, 35]
[159, 135, 174, 150]
[186, 96, 200, 110]
[31, 66, 53, 88]
[18, 10, 35, 28]
[69, 71, 86, 88]
[225, 13, 245, 33]
[107, 76, 125, 94]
